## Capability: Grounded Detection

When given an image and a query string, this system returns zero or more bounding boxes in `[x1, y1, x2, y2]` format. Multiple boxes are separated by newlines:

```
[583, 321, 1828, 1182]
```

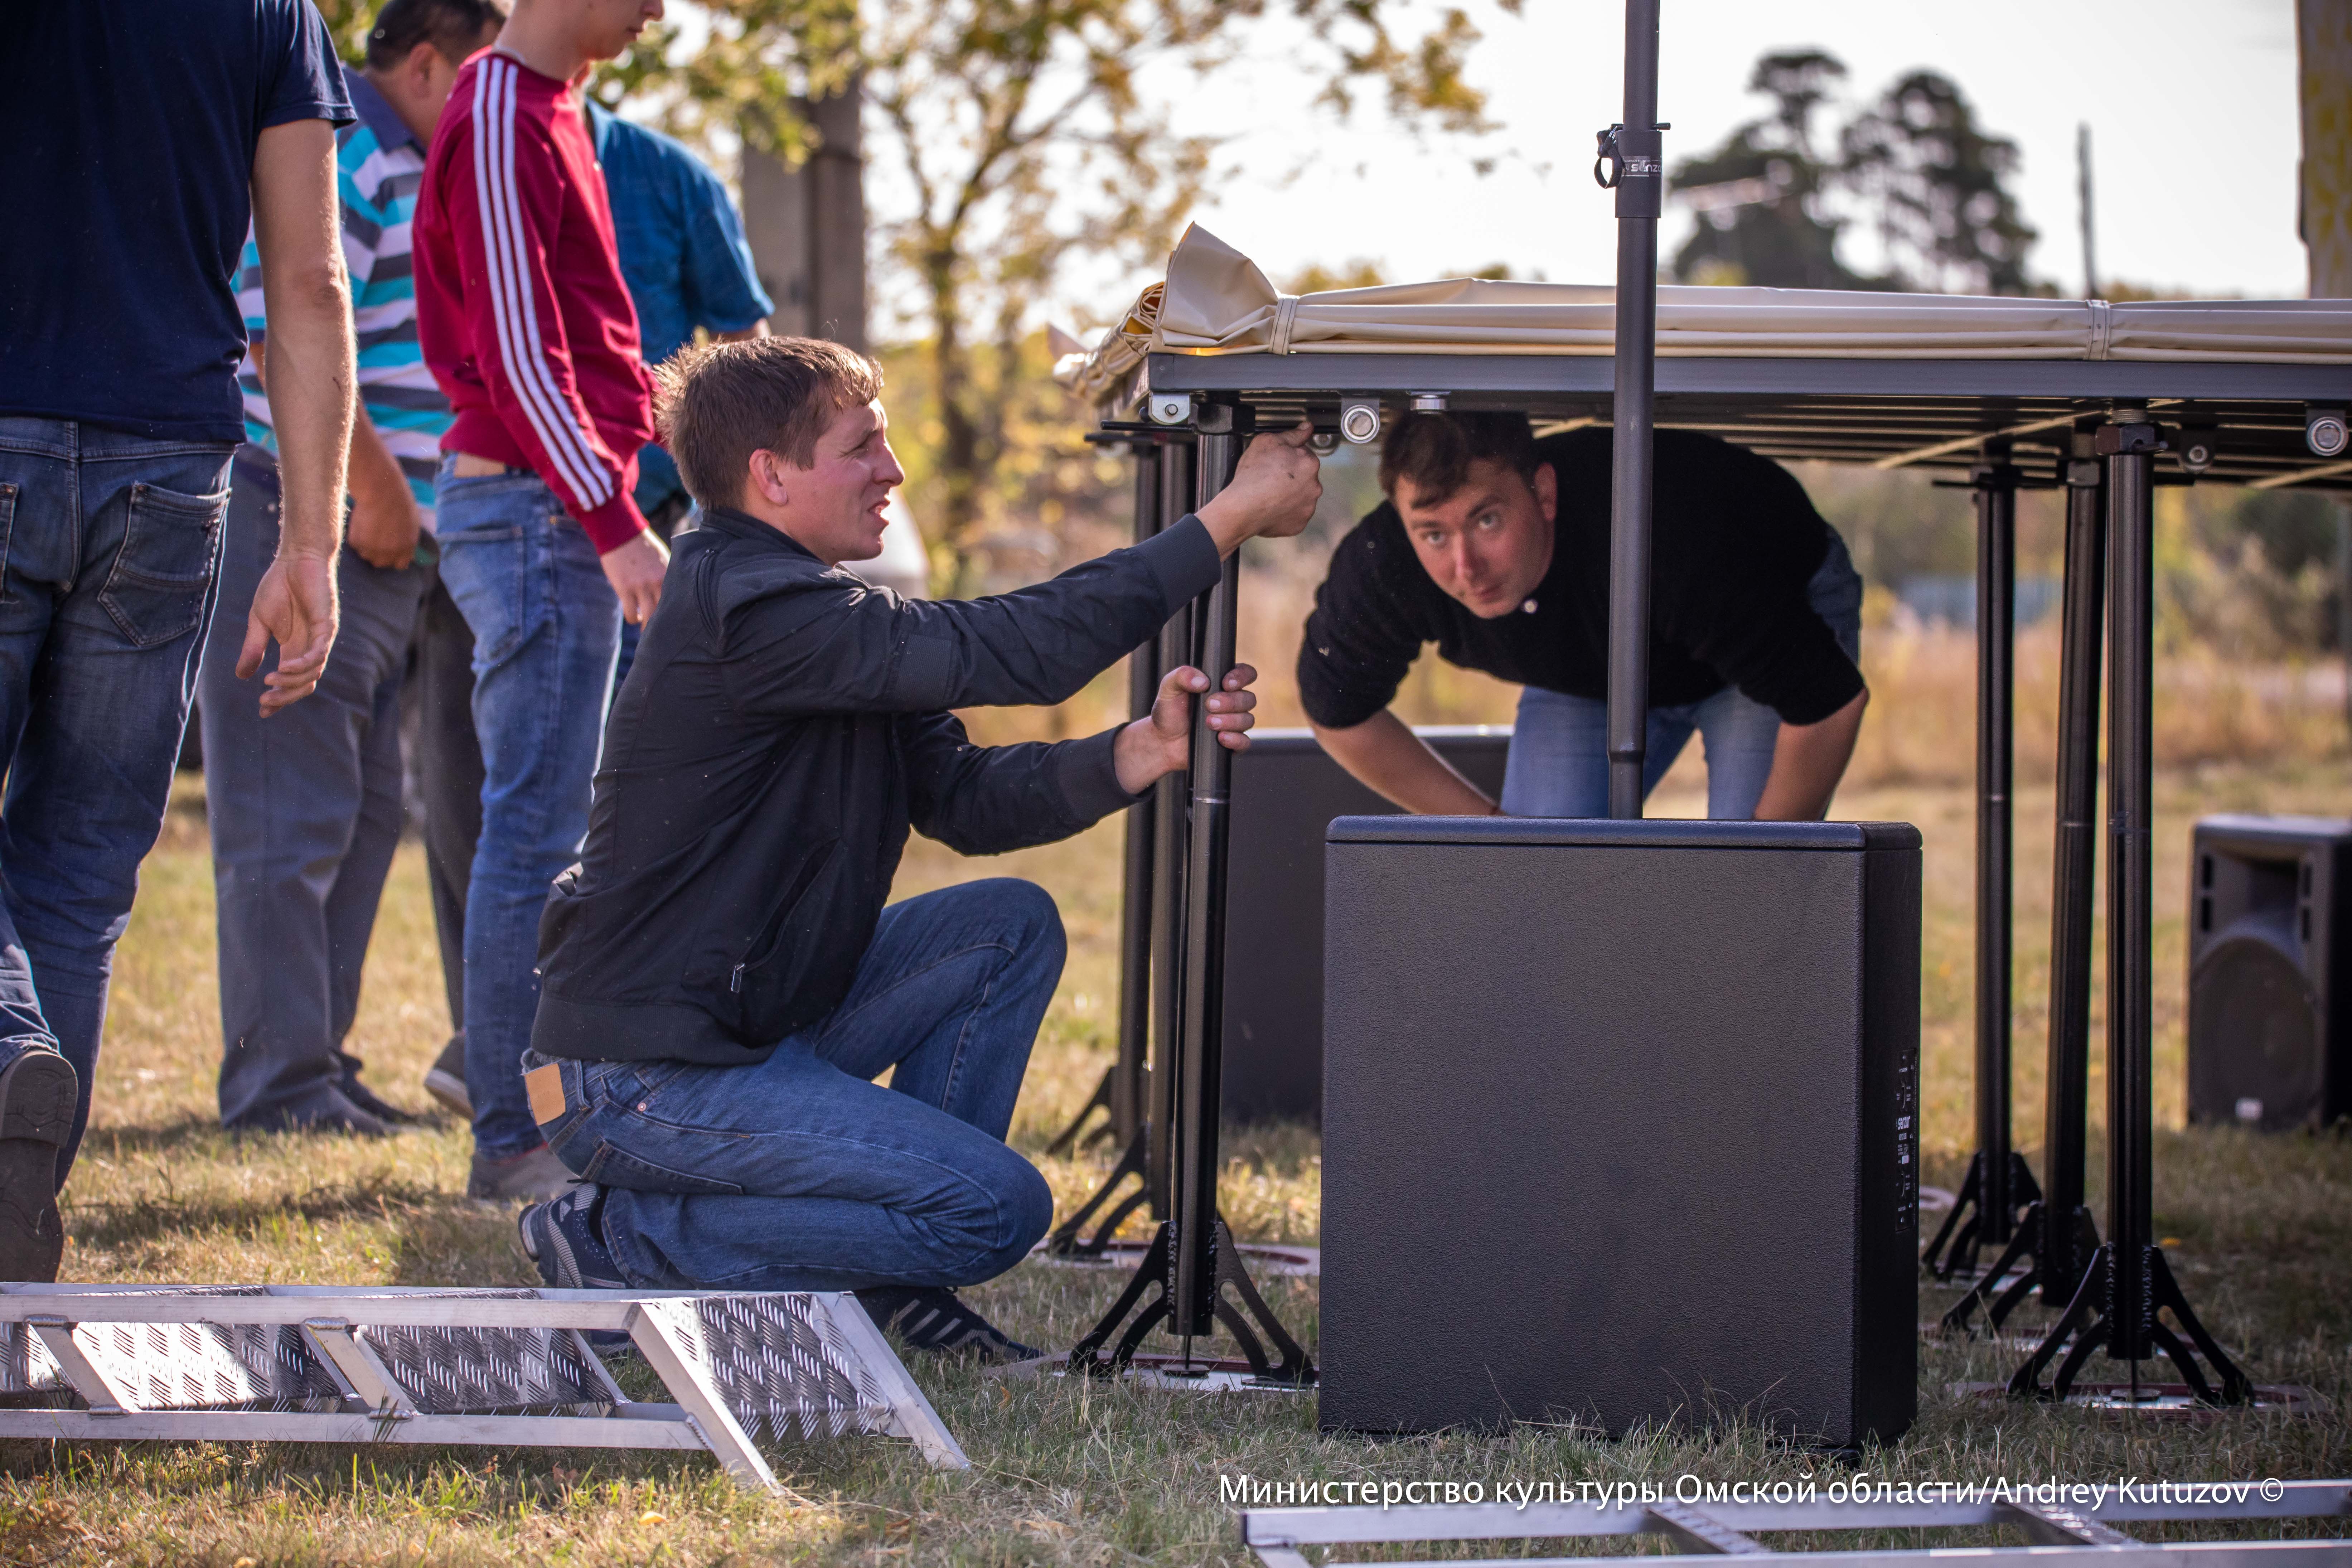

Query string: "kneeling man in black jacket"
[516, 336, 1320, 1359]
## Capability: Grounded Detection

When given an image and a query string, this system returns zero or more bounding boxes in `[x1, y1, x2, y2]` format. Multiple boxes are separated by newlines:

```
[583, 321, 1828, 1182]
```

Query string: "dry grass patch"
[2, 765, 2347, 1564]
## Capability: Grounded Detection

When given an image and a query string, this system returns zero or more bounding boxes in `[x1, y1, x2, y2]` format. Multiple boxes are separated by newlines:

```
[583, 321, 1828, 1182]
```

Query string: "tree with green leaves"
[1669, 50, 1884, 291]
[610, 1, 1512, 594]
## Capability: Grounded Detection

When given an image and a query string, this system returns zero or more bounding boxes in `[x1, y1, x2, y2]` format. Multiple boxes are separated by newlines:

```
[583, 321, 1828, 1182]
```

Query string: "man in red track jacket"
[412, 0, 668, 1202]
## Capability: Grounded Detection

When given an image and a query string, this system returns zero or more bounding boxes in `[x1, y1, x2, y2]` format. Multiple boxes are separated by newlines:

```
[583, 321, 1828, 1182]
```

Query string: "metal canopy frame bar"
[1147, 352, 2349, 487]
[1151, 352, 2351, 404]
[1241, 1483, 2352, 1568]
[0, 1284, 969, 1489]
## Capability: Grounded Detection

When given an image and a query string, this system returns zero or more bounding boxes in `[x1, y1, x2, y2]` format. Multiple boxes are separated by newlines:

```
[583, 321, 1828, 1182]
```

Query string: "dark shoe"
[0, 1049, 75, 1282]
[336, 1052, 425, 1125]
[855, 1285, 1042, 1364]
[518, 1185, 627, 1289]
[226, 1085, 395, 1138]
[467, 1141, 578, 1203]
[521, 1186, 631, 1351]
[422, 1034, 471, 1119]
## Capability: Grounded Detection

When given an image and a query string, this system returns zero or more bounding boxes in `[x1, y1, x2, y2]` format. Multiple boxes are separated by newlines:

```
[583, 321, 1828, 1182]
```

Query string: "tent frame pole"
[1066, 404, 1313, 1388]
[1042, 434, 1191, 1257]
[2007, 410, 2252, 1407]
[1942, 436, 2107, 1337]
[1601, 0, 1663, 820]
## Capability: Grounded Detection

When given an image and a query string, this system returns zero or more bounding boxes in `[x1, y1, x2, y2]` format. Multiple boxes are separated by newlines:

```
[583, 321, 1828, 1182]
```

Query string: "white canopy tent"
[1068, 227, 2352, 488]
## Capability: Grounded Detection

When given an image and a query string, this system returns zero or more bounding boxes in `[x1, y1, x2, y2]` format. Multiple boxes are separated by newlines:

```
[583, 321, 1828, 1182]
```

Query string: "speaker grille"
[2190, 935, 2322, 1131]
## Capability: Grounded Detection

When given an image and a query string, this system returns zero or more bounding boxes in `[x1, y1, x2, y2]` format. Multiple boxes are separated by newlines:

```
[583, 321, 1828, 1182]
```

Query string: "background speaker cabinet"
[1321, 817, 1921, 1447]
[1220, 727, 1510, 1125]
[2188, 815, 2352, 1133]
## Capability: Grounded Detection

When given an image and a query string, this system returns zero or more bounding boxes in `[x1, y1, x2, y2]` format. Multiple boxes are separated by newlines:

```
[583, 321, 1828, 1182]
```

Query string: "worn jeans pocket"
[100, 480, 228, 647]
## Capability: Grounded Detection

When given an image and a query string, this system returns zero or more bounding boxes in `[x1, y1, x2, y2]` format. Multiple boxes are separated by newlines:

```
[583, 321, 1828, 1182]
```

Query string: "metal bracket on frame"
[1242, 1482, 2352, 1568]
[0, 1284, 968, 1490]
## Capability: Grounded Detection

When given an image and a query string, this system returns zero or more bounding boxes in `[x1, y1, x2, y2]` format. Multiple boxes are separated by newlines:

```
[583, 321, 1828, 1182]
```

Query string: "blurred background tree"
[1670, 50, 1882, 291]
[1669, 50, 2040, 297]
[1842, 69, 2040, 296]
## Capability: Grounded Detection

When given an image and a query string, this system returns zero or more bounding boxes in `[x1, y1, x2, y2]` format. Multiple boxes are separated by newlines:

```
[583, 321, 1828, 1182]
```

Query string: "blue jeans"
[0, 417, 233, 1182]
[201, 458, 422, 1126]
[434, 458, 620, 1159]
[529, 879, 1064, 1290]
[1499, 528, 1865, 819]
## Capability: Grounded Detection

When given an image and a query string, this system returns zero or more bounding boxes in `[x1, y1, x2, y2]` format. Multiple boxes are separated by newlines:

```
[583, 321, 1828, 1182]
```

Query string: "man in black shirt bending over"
[1301, 412, 1867, 819]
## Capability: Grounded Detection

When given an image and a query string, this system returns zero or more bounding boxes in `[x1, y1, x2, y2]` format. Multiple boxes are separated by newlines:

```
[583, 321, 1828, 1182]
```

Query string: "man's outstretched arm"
[1311, 710, 1498, 816]
[728, 426, 1322, 720]
[901, 663, 1262, 857]
[1753, 687, 1868, 821]
[242, 117, 354, 714]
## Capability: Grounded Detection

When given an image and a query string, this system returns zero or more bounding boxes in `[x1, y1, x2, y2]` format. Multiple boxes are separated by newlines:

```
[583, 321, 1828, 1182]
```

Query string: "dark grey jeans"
[199, 458, 423, 1127]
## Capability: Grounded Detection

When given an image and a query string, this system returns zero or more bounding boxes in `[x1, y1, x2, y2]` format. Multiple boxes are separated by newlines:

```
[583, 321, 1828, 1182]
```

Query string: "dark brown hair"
[364, 0, 508, 71]
[654, 336, 884, 510]
[1378, 411, 1539, 505]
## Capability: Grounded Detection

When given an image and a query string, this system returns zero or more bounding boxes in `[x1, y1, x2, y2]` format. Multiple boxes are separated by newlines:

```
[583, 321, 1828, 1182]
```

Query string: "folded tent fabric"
[1064, 225, 2352, 405]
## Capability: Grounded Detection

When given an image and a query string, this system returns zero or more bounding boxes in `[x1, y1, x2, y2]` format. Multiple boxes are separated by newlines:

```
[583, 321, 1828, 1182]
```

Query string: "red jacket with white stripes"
[414, 50, 654, 553]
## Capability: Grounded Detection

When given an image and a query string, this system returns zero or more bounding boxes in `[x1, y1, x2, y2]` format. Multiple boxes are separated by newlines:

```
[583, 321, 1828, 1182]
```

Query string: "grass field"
[3, 756, 2349, 1565]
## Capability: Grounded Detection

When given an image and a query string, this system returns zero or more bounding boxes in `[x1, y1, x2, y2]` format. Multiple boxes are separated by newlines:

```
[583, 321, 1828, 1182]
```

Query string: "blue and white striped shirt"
[238, 69, 450, 517]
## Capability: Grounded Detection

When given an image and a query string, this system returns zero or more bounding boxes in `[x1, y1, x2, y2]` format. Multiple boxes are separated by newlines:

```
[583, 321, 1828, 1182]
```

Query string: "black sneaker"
[336, 1052, 425, 1125]
[855, 1285, 1042, 1364]
[224, 1084, 396, 1138]
[0, 1049, 74, 1282]
[422, 1034, 471, 1119]
[518, 1185, 627, 1290]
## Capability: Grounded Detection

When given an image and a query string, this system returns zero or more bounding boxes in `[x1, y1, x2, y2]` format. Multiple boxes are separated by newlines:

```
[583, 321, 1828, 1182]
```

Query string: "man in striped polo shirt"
[201, 0, 506, 1137]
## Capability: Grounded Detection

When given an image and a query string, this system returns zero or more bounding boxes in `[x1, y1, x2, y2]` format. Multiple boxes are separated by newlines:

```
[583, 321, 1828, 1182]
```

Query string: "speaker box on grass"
[1320, 817, 1921, 1447]
[2188, 815, 2352, 1133]
[1219, 727, 1510, 1125]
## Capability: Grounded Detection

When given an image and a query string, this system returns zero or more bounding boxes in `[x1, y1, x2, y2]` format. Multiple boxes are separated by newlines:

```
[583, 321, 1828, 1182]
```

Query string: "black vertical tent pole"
[2009, 411, 2250, 1406]
[1972, 452, 2019, 1246]
[2040, 438, 2106, 1306]
[1112, 444, 1165, 1148]
[1172, 409, 1240, 1361]
[1145, 440, 1197, 1221]
[1602, 0, 1662, 820]
[2102, 411, 2158, 1369]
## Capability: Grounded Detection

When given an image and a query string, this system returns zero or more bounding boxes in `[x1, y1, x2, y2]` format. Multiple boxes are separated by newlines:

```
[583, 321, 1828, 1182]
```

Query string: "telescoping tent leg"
[2009, 410, 2253, 1407]
[1944, 441, 2104, 1336]
[2034, 438, 2108, 1310]
[1044, 436, 1188, 1257]
[1597, 0, 1664, 820]
[1045, 441, 1163, 1168]
[1924, 454, 2041, 1284]
[1067, 406, 1312, 1386]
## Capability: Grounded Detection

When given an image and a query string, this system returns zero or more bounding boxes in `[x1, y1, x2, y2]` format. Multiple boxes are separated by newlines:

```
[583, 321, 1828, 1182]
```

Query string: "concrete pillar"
[741, 84, 868, 351]
[2302, 0, 2352, 297]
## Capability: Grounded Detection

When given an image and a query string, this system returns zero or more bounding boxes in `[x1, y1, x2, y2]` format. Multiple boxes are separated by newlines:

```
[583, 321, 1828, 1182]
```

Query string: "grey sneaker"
[0, 1050, 74, 1282]
[422, 1035, 471, 1119]
[466, 1142, 579, 1204]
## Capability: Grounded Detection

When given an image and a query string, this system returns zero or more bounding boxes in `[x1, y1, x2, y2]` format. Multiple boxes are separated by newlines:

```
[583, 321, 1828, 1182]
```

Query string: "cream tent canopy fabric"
[1066, 226, 2352, 408]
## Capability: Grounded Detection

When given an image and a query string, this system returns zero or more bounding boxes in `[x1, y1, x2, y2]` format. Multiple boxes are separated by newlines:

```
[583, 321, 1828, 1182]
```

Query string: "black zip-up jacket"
[531, 505, 1223, 1066]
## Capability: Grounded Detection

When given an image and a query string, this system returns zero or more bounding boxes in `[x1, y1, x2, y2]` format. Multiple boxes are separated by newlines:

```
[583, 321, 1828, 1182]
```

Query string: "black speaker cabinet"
[1321, 817, 1921, 1446]
[2188, 815, 2352, 1133]
[1220, 727, 1510, 1125]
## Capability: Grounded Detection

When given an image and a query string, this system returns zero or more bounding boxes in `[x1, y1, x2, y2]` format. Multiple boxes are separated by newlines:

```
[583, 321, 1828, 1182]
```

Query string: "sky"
[1128, 0, 2308, 309]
